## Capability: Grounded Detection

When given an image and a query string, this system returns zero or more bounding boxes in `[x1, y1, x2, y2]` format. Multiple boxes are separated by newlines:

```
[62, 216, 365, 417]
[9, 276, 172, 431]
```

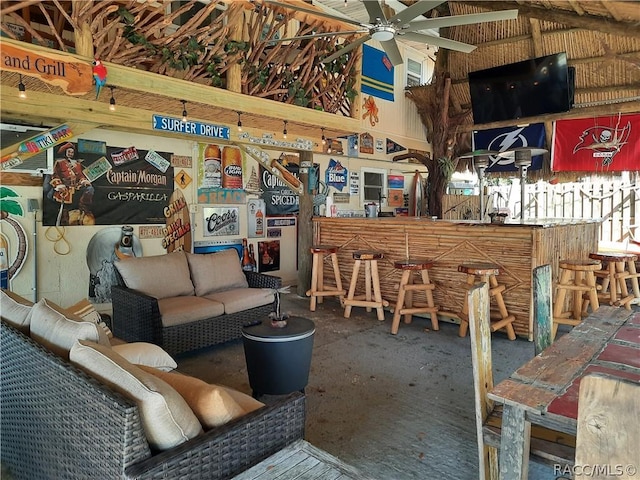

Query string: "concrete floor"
[178, 292, 582, 480]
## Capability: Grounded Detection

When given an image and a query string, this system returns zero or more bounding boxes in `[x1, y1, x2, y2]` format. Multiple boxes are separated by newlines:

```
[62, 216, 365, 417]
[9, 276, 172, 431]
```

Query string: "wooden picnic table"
[487, 306, 640, 479]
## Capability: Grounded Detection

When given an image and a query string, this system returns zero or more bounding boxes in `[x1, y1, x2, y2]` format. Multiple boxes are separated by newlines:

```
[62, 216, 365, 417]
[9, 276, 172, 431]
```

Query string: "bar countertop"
[312, 217, 600, 338]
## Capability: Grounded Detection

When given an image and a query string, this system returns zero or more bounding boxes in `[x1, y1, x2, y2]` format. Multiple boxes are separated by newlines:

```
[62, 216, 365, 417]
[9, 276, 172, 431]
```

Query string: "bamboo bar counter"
[312, 217, 600, 339]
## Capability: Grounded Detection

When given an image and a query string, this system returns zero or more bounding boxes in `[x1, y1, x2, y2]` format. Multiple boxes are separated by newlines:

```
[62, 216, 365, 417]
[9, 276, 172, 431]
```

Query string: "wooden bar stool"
[588, 252, 638, 310]
[343, 250, 389, 321]
[390, 259, 439, 334]
[306, 245, 345, 311]
[458, 262, 516, 340]
[552, 259, 601, 338]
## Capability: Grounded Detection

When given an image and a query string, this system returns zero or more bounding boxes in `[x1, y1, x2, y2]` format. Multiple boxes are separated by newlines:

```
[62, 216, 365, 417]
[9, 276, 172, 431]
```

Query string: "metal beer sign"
[152, 115, 230, 140]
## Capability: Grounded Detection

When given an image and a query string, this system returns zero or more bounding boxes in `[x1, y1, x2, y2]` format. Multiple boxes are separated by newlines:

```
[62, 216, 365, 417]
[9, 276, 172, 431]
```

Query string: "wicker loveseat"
[111, 249, 281, 356]
[1, 296, 305, 480]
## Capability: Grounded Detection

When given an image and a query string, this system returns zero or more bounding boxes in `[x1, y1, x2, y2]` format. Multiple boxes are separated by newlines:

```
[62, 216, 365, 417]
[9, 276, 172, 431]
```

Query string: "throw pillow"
[70, 340, 202, 451]
[0, 289, 33, 333]
[186, 249, 248, 296]
[66, 298, 113, 338]
[112, 342, 177, 371]
[30, 298, 111, 359]
[138, 366, 264, 429]
[114, 251, 195, 299]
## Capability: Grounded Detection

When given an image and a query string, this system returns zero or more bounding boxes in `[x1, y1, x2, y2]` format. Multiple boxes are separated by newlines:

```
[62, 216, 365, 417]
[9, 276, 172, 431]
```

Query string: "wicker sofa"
[111, 249, 281, 356]
[0, 294, 305, 480]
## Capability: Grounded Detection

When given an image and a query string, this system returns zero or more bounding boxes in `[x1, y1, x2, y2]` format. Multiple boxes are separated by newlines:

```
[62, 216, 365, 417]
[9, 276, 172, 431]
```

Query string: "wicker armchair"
[0, 320, 305, 480]
[111, 271, 282, 356]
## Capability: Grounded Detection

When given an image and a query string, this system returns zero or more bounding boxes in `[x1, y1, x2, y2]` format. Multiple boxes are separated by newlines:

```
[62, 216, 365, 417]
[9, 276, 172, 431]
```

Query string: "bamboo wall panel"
[313, 218, 599, 339]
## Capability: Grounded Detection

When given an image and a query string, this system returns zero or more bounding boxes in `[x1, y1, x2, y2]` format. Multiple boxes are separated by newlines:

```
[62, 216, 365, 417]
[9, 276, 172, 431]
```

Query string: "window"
[406, 58, 423, 87]
[0, 123, 53, 174]
[361, 167, 387, 204]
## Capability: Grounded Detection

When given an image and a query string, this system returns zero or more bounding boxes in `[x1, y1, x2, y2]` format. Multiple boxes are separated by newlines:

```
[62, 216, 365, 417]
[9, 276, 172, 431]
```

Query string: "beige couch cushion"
[70, 340, 202, 451]
[115, 251, 195, 299]
[158, 296, 225, 327]
[139, 366, 264, 429]
[204, 288, 274, 315]
[112, 342, 177, 371]
[66, 298, 112, 338]
[0, 289, 33, 333]
[186, 250, 248, 296]
[30, 298, 111, 359]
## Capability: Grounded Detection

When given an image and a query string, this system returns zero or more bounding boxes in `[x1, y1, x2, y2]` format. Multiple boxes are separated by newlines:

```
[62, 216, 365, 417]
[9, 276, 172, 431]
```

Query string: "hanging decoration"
[552, 113, 639, 172]
[473, 124, 546, 172]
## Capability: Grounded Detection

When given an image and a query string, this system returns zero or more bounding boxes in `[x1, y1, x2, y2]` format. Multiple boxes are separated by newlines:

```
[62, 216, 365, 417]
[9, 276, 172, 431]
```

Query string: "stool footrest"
[307, 289, 345, 297]
[490, 315, 516, 332]
[402, 284, 436, 292]
[400, 306, 439, 315]
[344, 298, 390, 308]
[556, 284, 594, 292]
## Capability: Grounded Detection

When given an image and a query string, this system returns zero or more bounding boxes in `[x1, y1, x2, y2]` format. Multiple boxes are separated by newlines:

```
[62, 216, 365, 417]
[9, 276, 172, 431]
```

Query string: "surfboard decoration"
[409, 171, 424, 217]
[165, 189, 192, 253]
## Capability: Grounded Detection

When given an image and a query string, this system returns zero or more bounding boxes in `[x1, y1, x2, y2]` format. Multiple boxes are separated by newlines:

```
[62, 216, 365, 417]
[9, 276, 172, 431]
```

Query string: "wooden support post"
[533, 264, 553, 355]
[297, 150, 313, 297]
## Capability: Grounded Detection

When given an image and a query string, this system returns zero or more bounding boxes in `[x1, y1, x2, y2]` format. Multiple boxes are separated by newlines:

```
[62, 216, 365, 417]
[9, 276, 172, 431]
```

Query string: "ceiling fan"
[264, 1, 518, 66]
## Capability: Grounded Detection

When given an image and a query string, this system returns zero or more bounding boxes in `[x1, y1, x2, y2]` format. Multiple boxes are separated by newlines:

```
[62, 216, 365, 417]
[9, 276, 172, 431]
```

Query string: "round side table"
[242, 316, 315, 398]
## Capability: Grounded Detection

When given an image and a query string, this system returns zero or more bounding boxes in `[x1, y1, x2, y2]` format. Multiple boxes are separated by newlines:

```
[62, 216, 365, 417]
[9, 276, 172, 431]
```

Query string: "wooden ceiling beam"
[459, 99, 640, 132]
[0, 37, 360, 135]
[457, 1, 640, 38]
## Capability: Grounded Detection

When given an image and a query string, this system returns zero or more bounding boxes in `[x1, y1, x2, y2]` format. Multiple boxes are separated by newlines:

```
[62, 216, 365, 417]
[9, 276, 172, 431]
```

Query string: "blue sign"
[325, 159, 348, 191]
[473, 124, 546, 172]
[152, 115, 230, 140]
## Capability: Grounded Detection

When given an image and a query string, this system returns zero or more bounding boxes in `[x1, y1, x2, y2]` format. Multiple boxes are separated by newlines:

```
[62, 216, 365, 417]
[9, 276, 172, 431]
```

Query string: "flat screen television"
[468, 52, 573, 124]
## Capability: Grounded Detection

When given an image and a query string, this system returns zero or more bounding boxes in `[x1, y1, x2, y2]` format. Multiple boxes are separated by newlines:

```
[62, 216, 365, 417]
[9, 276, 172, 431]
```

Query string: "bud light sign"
[325, 159, 348, 191]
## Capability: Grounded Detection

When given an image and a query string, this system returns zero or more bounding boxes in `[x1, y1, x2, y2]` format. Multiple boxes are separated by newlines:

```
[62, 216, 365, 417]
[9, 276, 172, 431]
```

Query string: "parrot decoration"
[92, 59, 107, 100]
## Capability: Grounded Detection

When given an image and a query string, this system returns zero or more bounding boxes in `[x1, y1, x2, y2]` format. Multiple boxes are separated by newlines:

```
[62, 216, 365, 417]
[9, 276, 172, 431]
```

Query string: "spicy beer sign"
[1, 41, 93, 95]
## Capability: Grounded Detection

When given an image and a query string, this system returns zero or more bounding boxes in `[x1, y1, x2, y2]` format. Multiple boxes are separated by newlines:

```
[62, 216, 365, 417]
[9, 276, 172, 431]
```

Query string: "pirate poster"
[472, 124, 546, 172]
[552, 114, 640, 172]
[43, 142, 173, 226]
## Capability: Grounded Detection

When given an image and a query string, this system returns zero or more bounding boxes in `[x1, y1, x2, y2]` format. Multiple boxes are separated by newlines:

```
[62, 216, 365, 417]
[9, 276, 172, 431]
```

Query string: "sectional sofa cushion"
[0, 288, 33, 333]
[70, 340, 202, 451]
[30, 298, 111, 359]
[186, 250, 248, 296]
[158, 296, 225, 327]
[115, 251, 195, 299]
[139, 366, 264, 429]
[66, 298, 112, 338]
[204, 288, 275, 315]
[112, 342, 178, 371]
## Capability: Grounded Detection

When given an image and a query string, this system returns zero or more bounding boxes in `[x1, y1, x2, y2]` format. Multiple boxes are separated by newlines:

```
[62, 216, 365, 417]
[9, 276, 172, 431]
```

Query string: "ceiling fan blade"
[266, 30, 367, 44]
[322, 35, 370, 63]
[264, 0, 364, 28]
[387, 1, 446, 27]
[400, 31, 477, 53]
[381, 39, 403, 66]
[406, 9, 519, 32]
[363, 1, 387, 23]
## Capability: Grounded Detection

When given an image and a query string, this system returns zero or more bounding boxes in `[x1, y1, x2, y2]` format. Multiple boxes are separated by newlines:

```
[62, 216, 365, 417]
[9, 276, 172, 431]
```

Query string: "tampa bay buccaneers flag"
[552, 114, 640, 171]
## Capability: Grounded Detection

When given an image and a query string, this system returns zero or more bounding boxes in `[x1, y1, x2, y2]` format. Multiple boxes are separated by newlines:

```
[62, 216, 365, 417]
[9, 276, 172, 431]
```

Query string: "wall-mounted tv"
[468, 52, 573, 124]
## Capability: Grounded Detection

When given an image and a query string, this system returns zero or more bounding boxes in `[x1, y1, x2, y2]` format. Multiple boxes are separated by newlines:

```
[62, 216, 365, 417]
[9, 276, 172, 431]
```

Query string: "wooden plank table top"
[487, 306, 640, 479]
[231, 440, 373, 480]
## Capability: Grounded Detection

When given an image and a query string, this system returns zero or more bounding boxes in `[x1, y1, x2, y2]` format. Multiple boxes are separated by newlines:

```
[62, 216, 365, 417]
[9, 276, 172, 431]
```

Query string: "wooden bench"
[468, 265, 576, 480]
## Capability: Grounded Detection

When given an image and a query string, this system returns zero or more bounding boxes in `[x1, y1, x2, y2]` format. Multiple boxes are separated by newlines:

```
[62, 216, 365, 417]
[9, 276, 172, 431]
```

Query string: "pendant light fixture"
[181, 100, 188, 122]
[236, 111, 243, 131]
[321, 127, 326, 145]
[108, 86, 116, 111]
[283, 120, 288, 139]
[18, 74, 26, 99]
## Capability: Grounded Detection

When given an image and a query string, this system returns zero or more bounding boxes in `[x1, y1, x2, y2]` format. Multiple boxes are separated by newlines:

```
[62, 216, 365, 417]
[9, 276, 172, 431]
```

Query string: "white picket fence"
[486, 173, 639, 244]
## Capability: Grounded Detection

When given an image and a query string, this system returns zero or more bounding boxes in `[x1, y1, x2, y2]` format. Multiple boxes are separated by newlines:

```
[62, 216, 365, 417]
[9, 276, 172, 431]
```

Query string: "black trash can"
[242, 316, 315, 398]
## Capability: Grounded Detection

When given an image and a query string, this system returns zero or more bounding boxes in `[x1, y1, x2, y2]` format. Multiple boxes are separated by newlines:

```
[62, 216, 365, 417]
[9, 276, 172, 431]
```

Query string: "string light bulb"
[181, 100, 188, 122]
[283, 120, 288, 139]
[236, 111, 243, 132]
[108, 86, 116, 111]
[321, 127, 326, 145]
[18, 74, 26, 99]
